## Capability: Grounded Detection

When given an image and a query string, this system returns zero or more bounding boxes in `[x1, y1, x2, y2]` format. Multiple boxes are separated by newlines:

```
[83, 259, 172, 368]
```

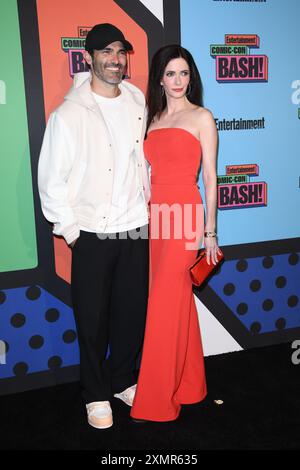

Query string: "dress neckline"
[147, 127, 201, 144]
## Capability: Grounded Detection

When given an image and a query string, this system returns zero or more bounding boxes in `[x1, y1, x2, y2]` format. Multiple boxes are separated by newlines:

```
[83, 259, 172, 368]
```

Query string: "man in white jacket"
[38, 24, 150, 429]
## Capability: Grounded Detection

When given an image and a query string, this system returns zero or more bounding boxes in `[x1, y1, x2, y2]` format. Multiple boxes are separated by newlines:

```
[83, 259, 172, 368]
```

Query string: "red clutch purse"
[189, 248, 224, 286]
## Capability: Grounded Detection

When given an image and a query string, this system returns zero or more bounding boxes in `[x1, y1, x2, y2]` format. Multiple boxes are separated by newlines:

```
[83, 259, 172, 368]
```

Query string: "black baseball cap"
[85, 23, 133, 52]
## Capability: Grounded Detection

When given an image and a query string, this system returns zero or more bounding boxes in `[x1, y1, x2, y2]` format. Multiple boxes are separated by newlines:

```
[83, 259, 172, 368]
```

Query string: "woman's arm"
[197, 108, 221, 264]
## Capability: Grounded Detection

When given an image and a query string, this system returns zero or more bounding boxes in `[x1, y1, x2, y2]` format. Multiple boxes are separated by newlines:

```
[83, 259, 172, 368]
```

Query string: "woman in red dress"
[131, 45, 221, 422]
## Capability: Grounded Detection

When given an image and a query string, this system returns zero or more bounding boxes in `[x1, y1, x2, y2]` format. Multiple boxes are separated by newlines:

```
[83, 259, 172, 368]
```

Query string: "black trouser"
[71, 226, 149, 404]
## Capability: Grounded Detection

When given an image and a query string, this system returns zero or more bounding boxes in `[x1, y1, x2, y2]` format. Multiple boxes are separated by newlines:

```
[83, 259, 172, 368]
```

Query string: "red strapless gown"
[131, 128, 207, 422]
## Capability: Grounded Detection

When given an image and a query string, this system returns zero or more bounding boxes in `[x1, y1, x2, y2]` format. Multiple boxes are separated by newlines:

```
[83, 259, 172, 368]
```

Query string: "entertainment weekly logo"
[61, 26, 131, 78]
[217, 163, 267, 209]
[210, 34, 268, 82]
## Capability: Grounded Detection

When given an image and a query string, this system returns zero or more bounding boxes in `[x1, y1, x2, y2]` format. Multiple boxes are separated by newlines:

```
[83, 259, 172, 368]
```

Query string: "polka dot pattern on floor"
[0, 286, 79, 379]
[209, 252, 300, 334]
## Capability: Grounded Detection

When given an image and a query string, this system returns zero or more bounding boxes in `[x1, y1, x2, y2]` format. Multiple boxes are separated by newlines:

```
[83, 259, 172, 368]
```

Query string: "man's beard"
[92, 61, 125, 85]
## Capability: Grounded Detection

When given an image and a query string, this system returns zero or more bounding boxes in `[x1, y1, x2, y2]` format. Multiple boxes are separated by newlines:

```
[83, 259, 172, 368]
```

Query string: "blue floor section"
[0, 286, 79, 379]
[210, 252, 300, 334]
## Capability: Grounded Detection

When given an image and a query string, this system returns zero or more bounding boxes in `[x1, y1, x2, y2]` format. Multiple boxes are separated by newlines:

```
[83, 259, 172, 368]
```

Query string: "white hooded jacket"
[38, 72, 150, 244]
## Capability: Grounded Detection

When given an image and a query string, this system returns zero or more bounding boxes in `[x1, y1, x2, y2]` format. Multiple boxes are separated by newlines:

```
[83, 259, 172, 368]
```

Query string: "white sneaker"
[114, 384, 137, 407]
[86, 401, 113, 429]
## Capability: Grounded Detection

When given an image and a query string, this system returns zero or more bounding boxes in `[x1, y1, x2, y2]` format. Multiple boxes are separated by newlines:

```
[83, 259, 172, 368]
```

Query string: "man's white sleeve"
[38, 111, 80, 245]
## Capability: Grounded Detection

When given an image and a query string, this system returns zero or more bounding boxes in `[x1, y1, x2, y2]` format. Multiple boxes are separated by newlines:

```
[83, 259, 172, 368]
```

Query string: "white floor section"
[195, 295, 243, 356]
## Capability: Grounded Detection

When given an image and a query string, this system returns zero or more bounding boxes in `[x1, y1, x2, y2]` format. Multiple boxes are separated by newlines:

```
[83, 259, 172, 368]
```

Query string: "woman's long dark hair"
[146, 44, 203, 131]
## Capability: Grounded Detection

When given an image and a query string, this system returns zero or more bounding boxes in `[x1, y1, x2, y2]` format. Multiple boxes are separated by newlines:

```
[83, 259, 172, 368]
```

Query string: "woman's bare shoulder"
[192, 107, 216, 134]
[194, 106, 215, 122]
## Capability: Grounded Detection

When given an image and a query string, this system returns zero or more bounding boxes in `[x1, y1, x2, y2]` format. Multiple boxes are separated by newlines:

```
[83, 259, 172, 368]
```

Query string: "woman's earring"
[186, 82, 192, 95]
[161, 85, 165, 96]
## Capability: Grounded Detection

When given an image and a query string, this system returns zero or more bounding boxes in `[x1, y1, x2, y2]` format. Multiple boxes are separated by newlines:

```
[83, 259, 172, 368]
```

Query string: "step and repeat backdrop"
[0, 0, 299, 395]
